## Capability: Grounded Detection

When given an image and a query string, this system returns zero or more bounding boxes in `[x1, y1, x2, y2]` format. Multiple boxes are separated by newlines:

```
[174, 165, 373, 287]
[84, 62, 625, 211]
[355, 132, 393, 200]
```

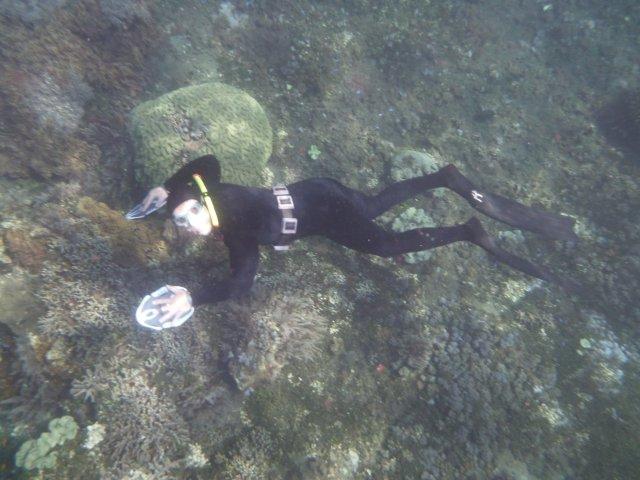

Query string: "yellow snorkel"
[192, 173, 219, 228]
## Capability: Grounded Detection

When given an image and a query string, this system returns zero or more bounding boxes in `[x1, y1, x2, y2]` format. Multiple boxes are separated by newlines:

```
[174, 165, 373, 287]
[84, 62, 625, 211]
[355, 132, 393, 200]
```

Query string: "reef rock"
[129, 82, 273, 188]
[75, 196, 169, 267]
[390, 149, 444, 183]
[2, 229, 48, 273]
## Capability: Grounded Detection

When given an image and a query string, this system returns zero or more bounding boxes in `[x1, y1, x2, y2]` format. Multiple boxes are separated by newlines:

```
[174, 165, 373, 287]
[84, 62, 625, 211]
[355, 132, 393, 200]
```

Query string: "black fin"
[465, 217, 580, 293]
[470, 192, 578, 242]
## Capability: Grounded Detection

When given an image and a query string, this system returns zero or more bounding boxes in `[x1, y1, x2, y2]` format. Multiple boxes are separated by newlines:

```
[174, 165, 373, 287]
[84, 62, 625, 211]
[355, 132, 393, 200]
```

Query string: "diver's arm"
[191, 236, 260, 306]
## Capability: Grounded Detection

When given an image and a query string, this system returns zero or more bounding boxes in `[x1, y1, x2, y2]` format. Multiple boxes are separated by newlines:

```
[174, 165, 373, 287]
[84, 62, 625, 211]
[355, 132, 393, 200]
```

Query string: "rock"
[129, 82, 273, 188]
[2, 229, 48, 273]
[0, 0, 67, 25]
[99, 0, 151, 29]
[0, 236, 12, 268]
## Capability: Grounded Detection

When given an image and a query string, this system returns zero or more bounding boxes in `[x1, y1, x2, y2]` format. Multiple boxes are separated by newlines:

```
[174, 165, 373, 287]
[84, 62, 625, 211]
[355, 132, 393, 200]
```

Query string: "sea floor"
[0, 1, 639, 479]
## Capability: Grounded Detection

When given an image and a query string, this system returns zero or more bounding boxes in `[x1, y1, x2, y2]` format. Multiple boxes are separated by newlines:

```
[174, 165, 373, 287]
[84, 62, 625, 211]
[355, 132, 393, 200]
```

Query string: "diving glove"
[135, 285, 194, 331]
[125, 186, 168, 219]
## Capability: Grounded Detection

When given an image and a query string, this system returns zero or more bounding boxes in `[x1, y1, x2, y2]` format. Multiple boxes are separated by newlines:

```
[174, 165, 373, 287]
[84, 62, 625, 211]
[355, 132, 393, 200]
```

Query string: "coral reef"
[0, 0, 67, 25]
[129, 82, 273, 188]
[2, 228, 48, 273]
[74, 195, 169, 267]
[213, 427, 275, 479]
[23, 68, 94, 136]
[378, 310, 575, 479]
[83, 422, 106, 450]
[0, 270, 40, 338]
[36, 263, 130, 338]
[216, 287, 329, 391]
[70, 368, 108, 403]
[0, 0, 157, 196]
[1, 0, 639, 479]
[576, 310, 639, 395]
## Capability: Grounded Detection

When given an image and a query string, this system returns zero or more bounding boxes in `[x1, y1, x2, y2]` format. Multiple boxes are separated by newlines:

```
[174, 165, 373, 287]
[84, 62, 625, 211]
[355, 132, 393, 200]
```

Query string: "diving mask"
[173, 199, 206, 228]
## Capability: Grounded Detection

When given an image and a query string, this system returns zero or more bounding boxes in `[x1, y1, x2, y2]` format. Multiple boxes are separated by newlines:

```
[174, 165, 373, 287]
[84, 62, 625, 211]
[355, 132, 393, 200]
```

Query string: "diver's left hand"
[152, 285, 193, 328]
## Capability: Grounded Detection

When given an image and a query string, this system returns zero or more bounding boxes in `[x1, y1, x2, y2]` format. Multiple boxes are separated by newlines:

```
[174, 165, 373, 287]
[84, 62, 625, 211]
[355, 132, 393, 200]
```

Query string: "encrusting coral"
[15, 415, 79, 472]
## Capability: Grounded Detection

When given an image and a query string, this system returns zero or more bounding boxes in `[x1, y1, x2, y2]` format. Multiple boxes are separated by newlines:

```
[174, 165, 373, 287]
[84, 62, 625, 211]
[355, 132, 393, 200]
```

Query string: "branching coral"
[37, 264, 129, 337]
[99, 366, 190, 474]
[214, 427, 275, 480]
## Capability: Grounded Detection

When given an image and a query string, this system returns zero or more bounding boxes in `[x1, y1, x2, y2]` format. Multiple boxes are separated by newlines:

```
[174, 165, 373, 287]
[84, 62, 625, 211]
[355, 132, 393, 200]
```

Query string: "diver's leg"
[325, 211, 469, 256]
[316, 171, 450, 219]
[330, 165, 576, 241]
[325, 211, 572, 289]
[441, 165, 577, 242]
[363, 169, 451, 218]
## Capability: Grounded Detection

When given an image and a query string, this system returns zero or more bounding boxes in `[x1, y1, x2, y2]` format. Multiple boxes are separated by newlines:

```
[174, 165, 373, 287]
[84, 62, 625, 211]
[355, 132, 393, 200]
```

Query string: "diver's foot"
[464, 217, 495, 250]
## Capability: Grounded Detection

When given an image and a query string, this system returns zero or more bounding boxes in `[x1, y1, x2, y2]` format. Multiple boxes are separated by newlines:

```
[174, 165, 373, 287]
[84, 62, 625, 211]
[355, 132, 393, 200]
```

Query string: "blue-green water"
[0, 1, 639, 478]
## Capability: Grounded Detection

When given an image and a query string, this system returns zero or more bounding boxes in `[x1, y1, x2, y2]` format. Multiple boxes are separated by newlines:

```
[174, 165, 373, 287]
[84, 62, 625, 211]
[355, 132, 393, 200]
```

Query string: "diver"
[126, 154, 577, 330]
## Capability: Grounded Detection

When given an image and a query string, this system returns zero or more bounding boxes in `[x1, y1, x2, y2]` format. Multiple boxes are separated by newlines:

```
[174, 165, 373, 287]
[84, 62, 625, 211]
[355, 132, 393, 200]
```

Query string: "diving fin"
[443, 165, 578, 242]
[468, 191, 578, 242]
[465, 217, 580, 293]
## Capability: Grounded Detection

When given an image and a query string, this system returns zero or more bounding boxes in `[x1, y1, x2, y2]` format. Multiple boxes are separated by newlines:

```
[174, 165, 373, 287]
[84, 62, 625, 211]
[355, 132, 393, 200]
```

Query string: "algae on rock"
[129, 82, 273, 188]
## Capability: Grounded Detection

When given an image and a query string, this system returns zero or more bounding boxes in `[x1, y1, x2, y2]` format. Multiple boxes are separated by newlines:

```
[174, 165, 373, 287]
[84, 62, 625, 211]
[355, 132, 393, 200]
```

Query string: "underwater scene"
[1, 0, 639, 478]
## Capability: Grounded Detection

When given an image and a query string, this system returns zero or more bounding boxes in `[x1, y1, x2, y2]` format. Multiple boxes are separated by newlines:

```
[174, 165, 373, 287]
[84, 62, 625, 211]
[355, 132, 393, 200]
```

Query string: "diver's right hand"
[135, 285, 194, 331]
[125, 186, 168, 219]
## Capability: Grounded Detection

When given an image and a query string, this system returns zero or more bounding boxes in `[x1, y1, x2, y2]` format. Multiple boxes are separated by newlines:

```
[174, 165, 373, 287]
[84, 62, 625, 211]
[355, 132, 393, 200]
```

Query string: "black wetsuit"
[163, 156, 578, 306]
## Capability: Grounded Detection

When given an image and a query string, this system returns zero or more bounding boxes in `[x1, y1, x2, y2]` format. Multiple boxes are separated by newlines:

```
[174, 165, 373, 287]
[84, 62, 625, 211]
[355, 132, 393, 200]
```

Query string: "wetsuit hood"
[166, 155, 221, 214]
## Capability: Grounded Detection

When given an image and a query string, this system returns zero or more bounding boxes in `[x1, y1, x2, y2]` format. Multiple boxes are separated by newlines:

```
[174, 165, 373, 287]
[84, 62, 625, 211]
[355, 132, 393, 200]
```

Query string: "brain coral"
[129, 82, 273, 188]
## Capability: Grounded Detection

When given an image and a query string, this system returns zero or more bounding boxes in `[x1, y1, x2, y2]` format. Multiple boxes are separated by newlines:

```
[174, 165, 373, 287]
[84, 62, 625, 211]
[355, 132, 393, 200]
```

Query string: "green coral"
[307, 144, 321, 160]
[129, 82, 273, 188]
[15, 415, 78, 471]
[391, 207, 436, 264]
[390, 149, 442, 182]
